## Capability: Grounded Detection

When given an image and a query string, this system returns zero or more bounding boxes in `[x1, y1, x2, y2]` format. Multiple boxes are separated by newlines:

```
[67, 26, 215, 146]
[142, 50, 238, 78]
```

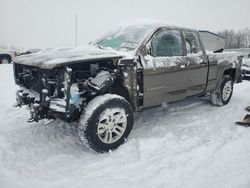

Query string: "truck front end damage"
[14, 62, 117, 122]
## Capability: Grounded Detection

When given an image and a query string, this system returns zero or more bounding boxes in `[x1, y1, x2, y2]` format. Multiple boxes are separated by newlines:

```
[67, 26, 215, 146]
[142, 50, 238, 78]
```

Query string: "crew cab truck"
[13, 21, 242, 152]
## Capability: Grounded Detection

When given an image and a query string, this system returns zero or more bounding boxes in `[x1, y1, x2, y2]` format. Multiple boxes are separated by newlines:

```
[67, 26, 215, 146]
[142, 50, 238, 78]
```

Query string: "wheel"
[0, 56, 11, 64]
[78, 94, 134, 153]
[211, 75, 233, 106]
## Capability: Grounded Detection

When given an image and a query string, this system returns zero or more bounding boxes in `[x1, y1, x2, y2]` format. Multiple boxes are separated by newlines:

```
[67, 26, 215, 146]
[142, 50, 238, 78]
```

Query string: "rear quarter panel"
[208, 52, 242, 91]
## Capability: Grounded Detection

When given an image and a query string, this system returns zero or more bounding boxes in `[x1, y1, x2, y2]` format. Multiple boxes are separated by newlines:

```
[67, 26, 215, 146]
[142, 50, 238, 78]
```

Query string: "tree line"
[218, 28, 250, 49]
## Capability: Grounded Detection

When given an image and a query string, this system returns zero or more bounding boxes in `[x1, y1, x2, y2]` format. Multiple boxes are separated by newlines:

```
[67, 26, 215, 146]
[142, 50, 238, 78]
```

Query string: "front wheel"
[211, 75, 233, 106]
[78, 94, 134, 153]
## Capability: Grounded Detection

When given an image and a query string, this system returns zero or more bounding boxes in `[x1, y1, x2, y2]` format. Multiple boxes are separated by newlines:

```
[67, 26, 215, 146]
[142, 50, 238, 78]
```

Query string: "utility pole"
[75, 13, 78, 47]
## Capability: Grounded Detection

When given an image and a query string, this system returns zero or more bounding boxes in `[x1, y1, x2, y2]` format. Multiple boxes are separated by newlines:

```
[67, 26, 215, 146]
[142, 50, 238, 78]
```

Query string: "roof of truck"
[199, 30, 226, 39]
[112, 18, 197, 32]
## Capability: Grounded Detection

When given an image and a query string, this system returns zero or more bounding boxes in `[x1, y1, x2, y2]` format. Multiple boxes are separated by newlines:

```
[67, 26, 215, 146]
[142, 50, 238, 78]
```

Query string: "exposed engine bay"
[14, 60, 124, 122]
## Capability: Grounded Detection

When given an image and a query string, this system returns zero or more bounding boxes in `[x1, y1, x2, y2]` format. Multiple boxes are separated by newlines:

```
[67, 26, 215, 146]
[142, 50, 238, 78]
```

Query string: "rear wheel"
[78, 94, 134, 153]
[211, 75, 233, 106]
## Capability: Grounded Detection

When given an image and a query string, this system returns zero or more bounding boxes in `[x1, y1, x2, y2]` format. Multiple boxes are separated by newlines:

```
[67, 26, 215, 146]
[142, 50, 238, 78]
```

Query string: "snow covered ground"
[0, 64, 250, 188]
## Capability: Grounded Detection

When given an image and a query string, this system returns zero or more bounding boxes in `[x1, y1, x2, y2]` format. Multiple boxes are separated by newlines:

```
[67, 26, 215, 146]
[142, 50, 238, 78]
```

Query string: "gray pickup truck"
[13, 21, 242, 152]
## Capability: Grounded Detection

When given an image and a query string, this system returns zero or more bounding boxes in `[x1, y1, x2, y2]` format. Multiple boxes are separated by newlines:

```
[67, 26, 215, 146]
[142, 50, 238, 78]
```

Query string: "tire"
[211, 75, 233, 106]
[0, 56, 11, 64]
[78, 94, 134, 153]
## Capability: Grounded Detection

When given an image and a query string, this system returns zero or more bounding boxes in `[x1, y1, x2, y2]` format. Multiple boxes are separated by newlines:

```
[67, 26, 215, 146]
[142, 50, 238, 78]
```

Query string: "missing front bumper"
[14, 88, 76, 122]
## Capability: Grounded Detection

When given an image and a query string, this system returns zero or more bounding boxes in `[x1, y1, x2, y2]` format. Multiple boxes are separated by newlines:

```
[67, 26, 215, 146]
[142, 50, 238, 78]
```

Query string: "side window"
[151, 30, 183, 57]
[183, 31, 201, 54]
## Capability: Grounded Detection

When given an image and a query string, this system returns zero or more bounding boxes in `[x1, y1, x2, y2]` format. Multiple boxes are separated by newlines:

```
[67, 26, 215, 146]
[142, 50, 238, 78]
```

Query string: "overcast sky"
[0, 0, 249, 49]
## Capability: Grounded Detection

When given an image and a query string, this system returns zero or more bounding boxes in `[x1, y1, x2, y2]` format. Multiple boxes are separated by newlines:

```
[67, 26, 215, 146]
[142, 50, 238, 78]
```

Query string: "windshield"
[94, 24, 155, 52]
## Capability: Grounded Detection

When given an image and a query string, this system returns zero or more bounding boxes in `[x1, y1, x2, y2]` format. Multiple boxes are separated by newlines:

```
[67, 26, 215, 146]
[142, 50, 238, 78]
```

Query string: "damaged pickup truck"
[13, 21, 242, 152]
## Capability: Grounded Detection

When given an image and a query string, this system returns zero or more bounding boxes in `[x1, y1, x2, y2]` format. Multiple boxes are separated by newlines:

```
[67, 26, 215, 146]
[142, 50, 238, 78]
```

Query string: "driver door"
[141, 28, 190, 108]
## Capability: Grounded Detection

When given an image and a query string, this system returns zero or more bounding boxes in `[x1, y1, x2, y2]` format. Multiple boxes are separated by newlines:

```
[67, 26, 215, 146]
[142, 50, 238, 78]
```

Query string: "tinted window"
[151, 30, 183, 57]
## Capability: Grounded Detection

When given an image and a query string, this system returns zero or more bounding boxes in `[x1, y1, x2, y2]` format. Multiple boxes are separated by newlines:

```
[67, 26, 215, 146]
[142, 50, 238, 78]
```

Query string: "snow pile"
[80, 94, 125, 127]
[14, 45, 123, 69]
[112, 18, 192, 32]
[143, 55, 187, 70]
[97, 18, 173, 40]
[143, 54, 205, 70]
[1, 64, 250, 188]
[208, 52, 241, 68]
[243, 58, 250, 66]
[186, 53, 204, 64]
[208, 51, 243, 59]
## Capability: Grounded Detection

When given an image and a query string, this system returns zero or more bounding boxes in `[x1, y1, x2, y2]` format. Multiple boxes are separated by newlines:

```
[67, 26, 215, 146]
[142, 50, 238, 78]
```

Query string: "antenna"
[75, 13, 78, 47]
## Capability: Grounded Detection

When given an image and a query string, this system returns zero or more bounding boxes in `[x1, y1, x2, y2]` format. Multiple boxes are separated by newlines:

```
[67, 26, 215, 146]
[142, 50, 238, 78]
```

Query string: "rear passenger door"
[142, 28, 190, 107]
[183, 31, 208, 96]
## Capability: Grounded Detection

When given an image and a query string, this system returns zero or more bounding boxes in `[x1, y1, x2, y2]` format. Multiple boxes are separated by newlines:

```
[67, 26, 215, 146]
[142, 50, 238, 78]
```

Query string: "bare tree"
[218, 28, 250, 49]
